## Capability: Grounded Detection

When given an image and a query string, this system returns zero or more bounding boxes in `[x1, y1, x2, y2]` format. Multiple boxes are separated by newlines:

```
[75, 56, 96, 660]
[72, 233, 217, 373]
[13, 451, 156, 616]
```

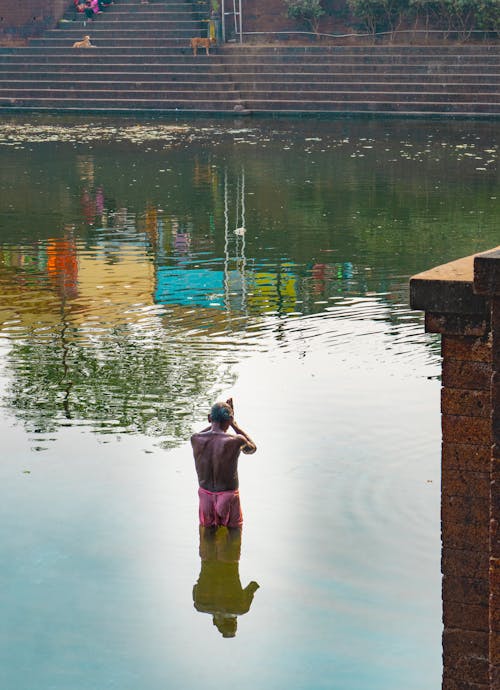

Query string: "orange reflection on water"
[46, 238, 79, 300]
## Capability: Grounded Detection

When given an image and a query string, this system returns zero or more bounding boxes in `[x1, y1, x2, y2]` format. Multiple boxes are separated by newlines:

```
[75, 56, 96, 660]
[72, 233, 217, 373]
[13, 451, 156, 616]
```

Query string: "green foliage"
[6, 324, 236, 445]
[408, 0, 440, 28]
[474, 0, 500, 33]
[351, 0, 500, 37]
[283, 0, 325, 35]
[347, 0, 409, 35]
[440, 0, 475, 37]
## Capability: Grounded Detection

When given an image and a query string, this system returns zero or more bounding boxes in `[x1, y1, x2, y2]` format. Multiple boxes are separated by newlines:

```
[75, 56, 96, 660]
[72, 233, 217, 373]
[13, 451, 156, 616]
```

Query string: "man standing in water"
[191, 398, 257, 528]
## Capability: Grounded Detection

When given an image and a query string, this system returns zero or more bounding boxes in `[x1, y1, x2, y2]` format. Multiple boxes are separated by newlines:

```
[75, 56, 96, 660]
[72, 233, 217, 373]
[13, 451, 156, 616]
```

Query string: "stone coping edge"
[410, 246, 500, 314]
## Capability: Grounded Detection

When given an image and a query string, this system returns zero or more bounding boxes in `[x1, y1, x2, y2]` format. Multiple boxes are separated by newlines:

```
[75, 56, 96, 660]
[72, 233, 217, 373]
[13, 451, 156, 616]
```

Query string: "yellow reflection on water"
[192, 526, 259, 638]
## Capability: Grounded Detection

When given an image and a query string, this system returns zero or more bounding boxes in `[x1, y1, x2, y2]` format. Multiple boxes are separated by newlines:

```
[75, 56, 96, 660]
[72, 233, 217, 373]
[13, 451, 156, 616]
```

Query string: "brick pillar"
[474, 251, 500, 689]
[490, 297, 500, 689]
[410, 250, 497, 690]
[441, 333, 492, 690]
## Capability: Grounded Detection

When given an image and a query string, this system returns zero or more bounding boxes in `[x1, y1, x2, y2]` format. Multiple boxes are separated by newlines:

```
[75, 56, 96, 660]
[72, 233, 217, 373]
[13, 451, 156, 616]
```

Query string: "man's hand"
[226, 397, 234, 414]
[230, 418, 257, 454]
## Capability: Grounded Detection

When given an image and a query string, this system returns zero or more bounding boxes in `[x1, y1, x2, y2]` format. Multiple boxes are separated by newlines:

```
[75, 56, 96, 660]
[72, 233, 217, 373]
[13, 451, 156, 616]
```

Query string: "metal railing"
[231, 28, 500, 43]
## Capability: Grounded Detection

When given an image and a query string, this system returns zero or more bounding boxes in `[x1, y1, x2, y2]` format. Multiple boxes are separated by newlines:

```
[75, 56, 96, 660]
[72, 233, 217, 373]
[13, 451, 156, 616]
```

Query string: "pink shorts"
[198, 487, 243, 528]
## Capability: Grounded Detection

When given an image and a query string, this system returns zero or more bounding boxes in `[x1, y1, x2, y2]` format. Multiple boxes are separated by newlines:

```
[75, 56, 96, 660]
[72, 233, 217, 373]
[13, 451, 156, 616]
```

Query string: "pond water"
[0, 114, 499, 690]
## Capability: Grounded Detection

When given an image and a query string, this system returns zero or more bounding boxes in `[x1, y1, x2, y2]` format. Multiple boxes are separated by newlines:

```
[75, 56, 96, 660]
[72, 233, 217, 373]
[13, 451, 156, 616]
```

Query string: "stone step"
[63, 8, 200, 17]
[21, 47, 500, 65]
[41, 34, 206, 43]
[63, 2, 201, 15]
[222, 44, 500, 55]
[2, 57, 500, 75]
[224, 53, 500, 65]
[18, 38, 500, 54]
[1, 87, 497, 103]
[55, 20, 204, 29]
[30, 37, 208, 46]
[1, 97, 498, 115]
[62, 12, 206, 23]
[103, 0, 198, 4]
[241, 99, 500, 114]
[2, 62, 499, 80]
[0, 97, 238, 109]
[238, 90, 500, 103]
[0, 88, 238, 100]
[34, 28, 206, 38]
[0, 65, 228, 76]
[0, 69, 227, 81]
[66, 6, 197, 12]
[1, 78, 496, 94]
[111, 0, 198, 3]
[0, 49, 216, 57]
[0, 62, 500, 80]
[3, 48, 500, 66]
[0, 80, 238, 91]
[1, 65, 498, 83]
[57, 21, 206, 29]
[0, 60, 225, 71]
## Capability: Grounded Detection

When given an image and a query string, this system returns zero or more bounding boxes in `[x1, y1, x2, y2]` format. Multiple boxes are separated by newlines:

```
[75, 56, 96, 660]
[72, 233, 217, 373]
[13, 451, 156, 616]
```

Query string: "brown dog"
[190, 37, 215, 56]
[72, 35, 93, 48]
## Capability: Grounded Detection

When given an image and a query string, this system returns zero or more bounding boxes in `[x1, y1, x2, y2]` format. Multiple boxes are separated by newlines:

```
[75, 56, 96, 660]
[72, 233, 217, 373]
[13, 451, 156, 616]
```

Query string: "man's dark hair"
[210, 402, 232, 424]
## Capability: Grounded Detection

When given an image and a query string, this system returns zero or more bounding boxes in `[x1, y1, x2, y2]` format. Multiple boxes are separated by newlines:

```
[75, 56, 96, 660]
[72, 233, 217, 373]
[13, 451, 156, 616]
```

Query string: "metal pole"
[224, 169, 230, 311]
[221, 0, 225, 43]
[241, 167, 245, 230]
[235, 176, 240, 231]
[240, 168, 246, 310]
[238, 0, 242, 42]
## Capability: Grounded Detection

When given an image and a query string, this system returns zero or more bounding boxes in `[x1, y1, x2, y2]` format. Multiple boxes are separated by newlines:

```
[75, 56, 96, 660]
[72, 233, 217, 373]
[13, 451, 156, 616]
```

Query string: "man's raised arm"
[231, 420, 257, 455]
[225, 398, 256, 454]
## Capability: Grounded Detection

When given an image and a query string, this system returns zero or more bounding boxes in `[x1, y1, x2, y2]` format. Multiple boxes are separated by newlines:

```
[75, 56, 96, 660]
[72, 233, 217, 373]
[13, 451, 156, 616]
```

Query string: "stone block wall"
[411, 247, 500, 690]
[0, 0, 68, 42]
[441, 334, 492, 690]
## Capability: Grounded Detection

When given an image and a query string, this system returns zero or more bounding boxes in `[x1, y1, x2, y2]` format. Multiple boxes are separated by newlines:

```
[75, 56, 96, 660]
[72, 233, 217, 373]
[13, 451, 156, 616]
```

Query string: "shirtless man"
[191, 398, 256, 529]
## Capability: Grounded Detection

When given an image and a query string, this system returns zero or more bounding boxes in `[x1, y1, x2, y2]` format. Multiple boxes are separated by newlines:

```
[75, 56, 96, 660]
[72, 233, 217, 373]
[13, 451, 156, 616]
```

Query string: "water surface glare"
[0, 115, 499, 690]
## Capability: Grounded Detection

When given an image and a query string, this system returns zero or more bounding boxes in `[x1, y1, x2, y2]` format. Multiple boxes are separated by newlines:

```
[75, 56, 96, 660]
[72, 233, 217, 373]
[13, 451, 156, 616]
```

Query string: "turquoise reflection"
[155, 266, 228, 309]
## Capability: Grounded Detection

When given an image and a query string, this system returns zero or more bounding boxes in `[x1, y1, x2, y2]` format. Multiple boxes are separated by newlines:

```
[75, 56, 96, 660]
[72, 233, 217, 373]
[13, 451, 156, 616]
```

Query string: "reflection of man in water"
[191, 399, 256, 528]
[193, 526, 259, 638]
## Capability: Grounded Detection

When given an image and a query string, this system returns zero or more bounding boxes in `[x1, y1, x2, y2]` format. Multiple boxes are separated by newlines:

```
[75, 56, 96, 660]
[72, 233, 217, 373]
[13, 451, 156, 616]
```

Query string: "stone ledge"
[410, 252, 487, 315]
[475, 248, 500, 297]
[410, 246, 500, 315]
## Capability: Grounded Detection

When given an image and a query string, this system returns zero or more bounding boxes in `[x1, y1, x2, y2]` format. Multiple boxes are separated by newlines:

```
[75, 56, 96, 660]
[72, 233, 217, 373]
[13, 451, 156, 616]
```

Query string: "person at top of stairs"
[76, 0, 108, 19]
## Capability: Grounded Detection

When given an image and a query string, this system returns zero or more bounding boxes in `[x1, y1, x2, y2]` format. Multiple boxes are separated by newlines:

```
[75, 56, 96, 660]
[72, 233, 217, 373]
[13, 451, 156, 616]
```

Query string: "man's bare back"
[191, 399, 256, 493]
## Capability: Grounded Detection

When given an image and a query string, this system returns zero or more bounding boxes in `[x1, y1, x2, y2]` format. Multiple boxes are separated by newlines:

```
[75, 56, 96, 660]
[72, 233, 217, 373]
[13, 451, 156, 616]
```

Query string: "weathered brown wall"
[225, 0, 350, 39]
[411, 247, 500, 690]
[0, 0, 67, 42]
[441, 334, 492, 690]
[474, 253, 500, 690]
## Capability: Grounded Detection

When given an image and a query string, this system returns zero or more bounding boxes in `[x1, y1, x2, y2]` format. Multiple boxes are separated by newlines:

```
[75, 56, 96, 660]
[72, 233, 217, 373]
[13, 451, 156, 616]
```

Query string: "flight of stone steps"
[229, 45, 500, 116]
[0, 0, 245, 112]
[0, 0, 499, 116]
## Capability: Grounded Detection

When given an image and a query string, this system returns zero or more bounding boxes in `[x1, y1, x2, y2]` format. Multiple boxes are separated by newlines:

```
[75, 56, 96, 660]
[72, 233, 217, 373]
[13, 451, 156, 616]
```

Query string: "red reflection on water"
[46, 238, 79, 300]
